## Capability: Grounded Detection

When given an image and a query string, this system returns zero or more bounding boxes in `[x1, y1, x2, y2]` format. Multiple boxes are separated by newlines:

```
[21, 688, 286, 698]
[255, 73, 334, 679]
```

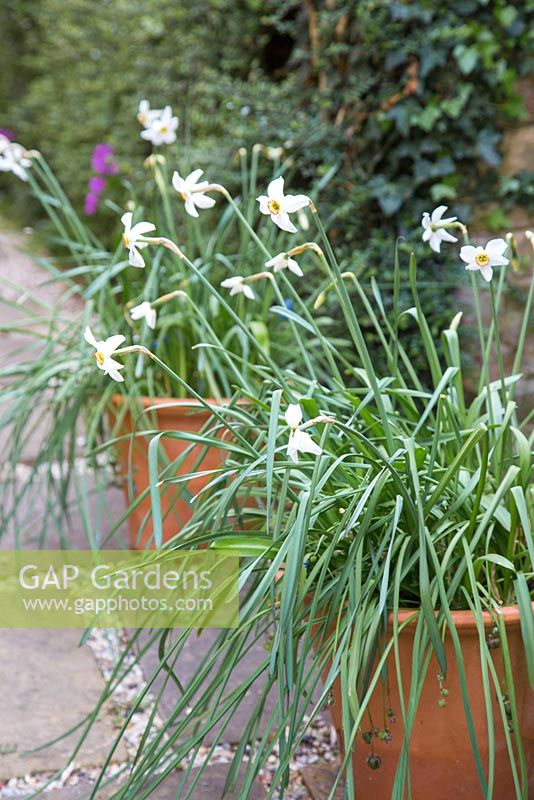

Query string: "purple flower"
[0, 128, 15, 142]
[91, 143, 119, 175]
[88, 175, 106, 194]
[84, 192, 100, 216]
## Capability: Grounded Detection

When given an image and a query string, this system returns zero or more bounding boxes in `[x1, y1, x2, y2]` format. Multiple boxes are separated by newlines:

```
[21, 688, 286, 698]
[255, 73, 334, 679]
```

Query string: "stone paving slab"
[30, 764, 265, 799]
[301, 763, 344, 799]
[0, 629, 127, 781]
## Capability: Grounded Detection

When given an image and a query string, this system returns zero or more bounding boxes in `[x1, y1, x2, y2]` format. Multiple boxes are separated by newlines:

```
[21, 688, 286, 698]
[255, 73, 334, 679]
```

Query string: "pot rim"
[393, 603, 526, 630]
[110, 393, 238, 412]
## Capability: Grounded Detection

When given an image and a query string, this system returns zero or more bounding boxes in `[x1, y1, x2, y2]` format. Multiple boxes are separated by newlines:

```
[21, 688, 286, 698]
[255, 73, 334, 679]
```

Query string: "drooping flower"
[121, 212, 156, 268]
[171, 169, 216, 217]
[140, 105, 179, 146]
[421, 206, 458, 253]
[257, 177, 310, 233]
[220, 276, 255, 300]
[265, 252, 303, 277]
[459, 239, 509, 282]
[130, 301, 157, 330]
[91, 143, 119, 176]
[0, 140, 32, 181]
[285, 403, 323, 464]
[137, 100, 162, 128]
[84, 326, 125, 382]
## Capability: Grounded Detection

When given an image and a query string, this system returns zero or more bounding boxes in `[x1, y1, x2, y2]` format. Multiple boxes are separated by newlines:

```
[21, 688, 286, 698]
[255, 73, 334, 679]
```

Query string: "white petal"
[192, 193, 216, 209]
[282, 194, 310, 213]
[121, 212, 133, 232]
[108, 369, 125, 383]
[186, 168, 204, 186]
[172, 171, 185, 193]
[489, 254, 509, 267]
[431, 205, 448, 223]
[439, 229, 458, 244]
[257, 196, 270, 215]
[84, 326, 98, 349]
[130, 301, 151, 321]
[102, 334, 126, 354]
[129, 246, 145, 268]
[272, 212, 297, 234]
[292, 429, 323, 457]
[147, 308, 157, 330]
[285, 403, 302, 429]
[422, 227, 432, 242]
[485, 238, 507, 257]
[287, 258, 303, 277]
[129, 221, 156, 238]
[428, 233, 442, 253]
[184, 196, 199, 217]
[242, 284, 255, 300]
[267, 176, 285, 201]
[287, 439, 299, 464]
[480, 265, 493, 282]
[265, 253, 285, 269]
[221, 277, 242, 289]
[421, 212, 431, 230]
[459, 245, 476, 265]
[140, 129, 155, 142]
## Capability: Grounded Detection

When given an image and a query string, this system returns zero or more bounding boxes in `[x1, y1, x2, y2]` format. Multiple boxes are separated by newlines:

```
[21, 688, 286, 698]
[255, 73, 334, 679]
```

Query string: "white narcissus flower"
[140, 105, 179, 146]
[285, 403, 323, 464]
[84, 326, 126, 382]
[172, 169, 216, 218]
[137, 99, 162, 128]
[121, 212, 156, 268]
[220, 276, 255, 300]
[421, 205, 458, 253]
[265, 252, 303, 277]
[257, 176, 310, 234]
[459, 239, 509, 283]
[0, 140, 32, 182]
[130, 301, 157, 330]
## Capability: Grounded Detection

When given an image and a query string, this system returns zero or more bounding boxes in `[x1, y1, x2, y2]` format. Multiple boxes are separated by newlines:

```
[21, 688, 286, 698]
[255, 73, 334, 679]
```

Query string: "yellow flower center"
[122, 232, 130, 248]
[160, 126, 168, 134]
[267, 199, 281, 215]
[475, 251, 490, 267]
[94, 351, 105, 367]
[180, 191, 187, 201]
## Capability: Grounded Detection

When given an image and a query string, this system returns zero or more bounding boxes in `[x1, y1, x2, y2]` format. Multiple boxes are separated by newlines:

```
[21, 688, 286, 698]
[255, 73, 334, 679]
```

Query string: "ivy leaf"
[369, 177, 404, 215]
[412, 105, 441, 131]
[454, 44, 479, 74]
[476, 129, 502, 166]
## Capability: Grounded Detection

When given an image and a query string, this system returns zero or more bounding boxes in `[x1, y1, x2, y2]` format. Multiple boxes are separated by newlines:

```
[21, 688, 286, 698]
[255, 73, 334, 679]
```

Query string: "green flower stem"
[146, 236, 290, 392]
[489, 280, 507, 408]
[461, 227, 495, 433]
[203, 183, 271, 258]
[114, 345, 253, 451]
[311, 206, 395, 453]
[262, 273, 316, 379]
[154, 160, 177, 242]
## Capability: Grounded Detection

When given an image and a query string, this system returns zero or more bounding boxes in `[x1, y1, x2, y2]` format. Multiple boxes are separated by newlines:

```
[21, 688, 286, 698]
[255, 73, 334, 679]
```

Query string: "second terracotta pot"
[321, 604, 533, 799]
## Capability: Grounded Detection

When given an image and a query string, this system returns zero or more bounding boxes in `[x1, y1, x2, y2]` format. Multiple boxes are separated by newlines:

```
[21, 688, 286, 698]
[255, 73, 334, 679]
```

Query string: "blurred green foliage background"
[1, 0, 532, 373]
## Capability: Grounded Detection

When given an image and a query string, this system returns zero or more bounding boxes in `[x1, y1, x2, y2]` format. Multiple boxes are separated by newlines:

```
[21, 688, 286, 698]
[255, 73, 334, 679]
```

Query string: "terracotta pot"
[110, 395, 232, 548]
[322, 605, 533, 799]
